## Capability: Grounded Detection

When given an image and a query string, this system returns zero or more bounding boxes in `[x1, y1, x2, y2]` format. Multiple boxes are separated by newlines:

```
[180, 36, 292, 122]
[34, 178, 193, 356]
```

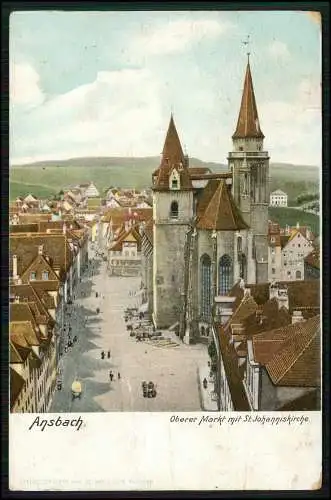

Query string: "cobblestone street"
[50, 246, 208, 412]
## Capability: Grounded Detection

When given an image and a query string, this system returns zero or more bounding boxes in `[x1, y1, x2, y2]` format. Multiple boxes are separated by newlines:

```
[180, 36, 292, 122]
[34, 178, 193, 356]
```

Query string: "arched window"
[170, 201, 178, 218]
[239, 253, 247, 281]
[237, 236, 242, 254]
[219, 254, 233, 295]
[295, 270, 302, 280]
[200, 254, 211, 319]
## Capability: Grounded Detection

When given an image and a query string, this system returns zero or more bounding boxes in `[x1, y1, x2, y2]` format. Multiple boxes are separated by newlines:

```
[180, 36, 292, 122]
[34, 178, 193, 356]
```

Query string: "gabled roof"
[196, 180, 249, 231]
[263, 315, 320, 387]
[110, 226, 142, 252]
[10, 233, 72, 277]
[232, 60, 264, 140]
[243, 298, 291, 337]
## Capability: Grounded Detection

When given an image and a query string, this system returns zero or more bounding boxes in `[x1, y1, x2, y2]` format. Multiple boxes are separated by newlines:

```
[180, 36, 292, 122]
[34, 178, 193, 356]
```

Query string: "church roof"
[196, 180, 249, 231]
[154, 115, 193, 191]
[232, 60, 264, 140]
[162, 113, 185, 165]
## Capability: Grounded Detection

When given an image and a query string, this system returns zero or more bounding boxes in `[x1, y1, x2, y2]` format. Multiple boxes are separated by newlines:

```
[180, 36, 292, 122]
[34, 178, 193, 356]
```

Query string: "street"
[50, 247, 208, 412]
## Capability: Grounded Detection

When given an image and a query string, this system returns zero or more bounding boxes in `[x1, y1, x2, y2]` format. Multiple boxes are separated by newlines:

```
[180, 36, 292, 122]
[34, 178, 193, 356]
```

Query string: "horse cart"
[71, 379, 82, 400]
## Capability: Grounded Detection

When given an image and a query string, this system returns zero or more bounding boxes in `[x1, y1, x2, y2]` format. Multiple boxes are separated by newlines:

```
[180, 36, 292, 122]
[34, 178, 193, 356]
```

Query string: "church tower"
[228, 57, 270, 283]
[152, 114, 194, 328]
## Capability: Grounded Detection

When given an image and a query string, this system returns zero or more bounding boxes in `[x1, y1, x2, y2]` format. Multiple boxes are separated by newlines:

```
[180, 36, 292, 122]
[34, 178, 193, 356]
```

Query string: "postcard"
[8, 9, 322, 491]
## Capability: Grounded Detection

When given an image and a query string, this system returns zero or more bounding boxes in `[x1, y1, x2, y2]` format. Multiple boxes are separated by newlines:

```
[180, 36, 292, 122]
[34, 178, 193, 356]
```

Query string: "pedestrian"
[118, 372, 121, 380]
[107, 350, 111, 359]
[101, 351, 105, 360]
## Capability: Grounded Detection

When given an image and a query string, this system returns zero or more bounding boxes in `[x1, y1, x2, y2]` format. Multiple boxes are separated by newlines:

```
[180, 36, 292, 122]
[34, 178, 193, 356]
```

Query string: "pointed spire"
[232, 59, 264, 139]
[162, 114, 185, 165]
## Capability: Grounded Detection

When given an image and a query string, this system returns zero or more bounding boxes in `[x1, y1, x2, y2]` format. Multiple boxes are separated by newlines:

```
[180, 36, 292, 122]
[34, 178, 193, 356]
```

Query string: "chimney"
[17, 277, 22, 285]
[12, 255, 18, 278]
[63, 223, 67, 235]
[38, 245, 44, 255]
[269, 282, 289, 310]
[292, 310, 304, 324]
[214, 296, 236, 325]
[296, 222, 300, 229]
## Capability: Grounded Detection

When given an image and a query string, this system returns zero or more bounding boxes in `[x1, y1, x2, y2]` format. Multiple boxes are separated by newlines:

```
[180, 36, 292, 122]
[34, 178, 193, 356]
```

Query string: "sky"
[9, 10, 321, 166]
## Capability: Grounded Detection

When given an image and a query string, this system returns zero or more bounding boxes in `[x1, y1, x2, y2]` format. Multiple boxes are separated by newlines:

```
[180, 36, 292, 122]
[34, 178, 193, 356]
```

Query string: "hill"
[268, 207, 320, 236]
[9, 156, 319, 203]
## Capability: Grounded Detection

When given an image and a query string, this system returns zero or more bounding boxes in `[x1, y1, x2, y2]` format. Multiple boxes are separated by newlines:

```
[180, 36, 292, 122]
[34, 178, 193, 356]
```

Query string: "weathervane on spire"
[242, 34, 251, 61]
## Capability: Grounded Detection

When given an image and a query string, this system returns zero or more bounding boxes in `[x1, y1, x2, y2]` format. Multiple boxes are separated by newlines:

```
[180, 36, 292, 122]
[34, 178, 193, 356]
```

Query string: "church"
[142, 57, 270, 343]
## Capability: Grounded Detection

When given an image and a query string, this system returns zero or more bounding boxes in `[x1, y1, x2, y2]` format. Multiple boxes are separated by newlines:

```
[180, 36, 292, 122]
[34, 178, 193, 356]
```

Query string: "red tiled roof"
[196, 180, 248, 231]
[232, 61, 264, 139]
[264, 315, 320, 387]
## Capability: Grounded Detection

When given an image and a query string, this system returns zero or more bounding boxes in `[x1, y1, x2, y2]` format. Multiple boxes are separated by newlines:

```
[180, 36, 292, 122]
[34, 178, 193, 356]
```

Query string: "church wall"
[153, 191, 193, 223]
[153, 223, 189, 328]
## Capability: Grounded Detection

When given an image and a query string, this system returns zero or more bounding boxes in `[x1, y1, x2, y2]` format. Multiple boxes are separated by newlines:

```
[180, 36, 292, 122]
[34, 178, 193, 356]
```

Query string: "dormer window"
[30, 272, 36, 281]
[42, 271, 49, 280]
[172, 179, 178, 189]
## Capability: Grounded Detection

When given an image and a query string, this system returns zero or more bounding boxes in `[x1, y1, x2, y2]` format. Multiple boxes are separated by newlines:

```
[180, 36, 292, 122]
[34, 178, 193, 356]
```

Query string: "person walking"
[117, 372, 121, 380]
[101, 351, 105, 360]
[107, 350, 111, 359]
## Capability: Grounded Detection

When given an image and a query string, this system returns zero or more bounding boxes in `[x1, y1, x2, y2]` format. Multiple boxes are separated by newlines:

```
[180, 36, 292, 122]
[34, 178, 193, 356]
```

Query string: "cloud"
[259, 77, 321, 165]
[133, 19, 234, 55]
[10, 67, 166, 163]
[10, 62, 45, 108]
[267, 40, 291, 61]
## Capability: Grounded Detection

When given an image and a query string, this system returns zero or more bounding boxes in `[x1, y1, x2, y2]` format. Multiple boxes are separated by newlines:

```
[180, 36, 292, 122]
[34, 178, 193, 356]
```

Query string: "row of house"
[104, 187, 152, 209]
[9, 216, 89, 412]
[97, 207, 152, 278]
[210, 279, 320, 411]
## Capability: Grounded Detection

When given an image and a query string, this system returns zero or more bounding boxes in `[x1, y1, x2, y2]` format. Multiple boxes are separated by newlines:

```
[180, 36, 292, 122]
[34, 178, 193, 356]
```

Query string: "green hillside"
[9, 156, 320, 203]
[268, 207, 320, 235]
[10, 181, 57, 201]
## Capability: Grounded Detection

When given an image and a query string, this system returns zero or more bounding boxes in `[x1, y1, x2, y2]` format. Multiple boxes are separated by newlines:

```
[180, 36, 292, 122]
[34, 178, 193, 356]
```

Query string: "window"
[200, 326, 205, 336]
[170, 201, 179, 219]
[171, 179, 178, 190]
[219, 254, 233, 295]
[239, 146, 243, 151]
[287, 271, 291, 276]
[298, 244, 301, 248]
[272, 268, 276, 274]
[42, 271, 49, 280]
[239, 253, 247, 281]
[295, 270, 302, 280]
[200, 254, 211, 319]
[30, 272, 36, 281]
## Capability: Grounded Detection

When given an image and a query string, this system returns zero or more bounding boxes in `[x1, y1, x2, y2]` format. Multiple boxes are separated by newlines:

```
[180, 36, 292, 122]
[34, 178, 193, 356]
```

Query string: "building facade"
[148, 57, 270, 341]
[270, 189, 288, 207]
